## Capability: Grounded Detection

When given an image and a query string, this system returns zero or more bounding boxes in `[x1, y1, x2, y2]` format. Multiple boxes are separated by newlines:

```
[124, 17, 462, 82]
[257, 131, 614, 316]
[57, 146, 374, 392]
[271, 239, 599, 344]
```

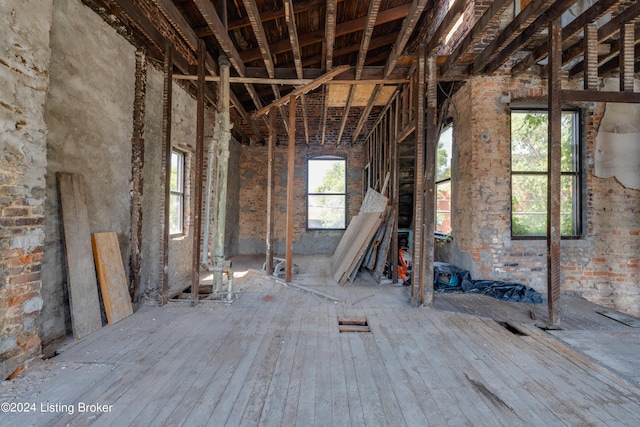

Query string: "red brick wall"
[446, 75, 640, 316]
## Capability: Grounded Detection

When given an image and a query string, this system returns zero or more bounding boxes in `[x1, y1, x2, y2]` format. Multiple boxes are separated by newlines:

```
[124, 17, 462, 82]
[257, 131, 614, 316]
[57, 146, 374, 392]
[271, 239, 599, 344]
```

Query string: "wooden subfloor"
[2, 256, 640, 426]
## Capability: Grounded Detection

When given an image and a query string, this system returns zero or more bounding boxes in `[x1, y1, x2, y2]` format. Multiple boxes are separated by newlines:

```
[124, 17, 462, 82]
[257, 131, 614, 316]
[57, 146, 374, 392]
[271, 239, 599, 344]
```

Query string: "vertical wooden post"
[620, 23, 635, 93]
[130, 48, 146, 302]
[286, 95, 296, 282]
[159, 41, 173, 305]
[411, 45, 426, 307]
[584, 24, 598, 91]
[191, 39, 206, 305]
[423, 53, 437, 307]
[547, 18, 562, 326]
[391, 96, 399, 284]
[265, 107, 275, 275]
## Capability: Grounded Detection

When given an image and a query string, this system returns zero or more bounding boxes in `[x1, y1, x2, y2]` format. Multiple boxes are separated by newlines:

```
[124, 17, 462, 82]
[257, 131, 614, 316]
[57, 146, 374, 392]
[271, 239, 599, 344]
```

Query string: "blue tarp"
[433, 262, 546, 304]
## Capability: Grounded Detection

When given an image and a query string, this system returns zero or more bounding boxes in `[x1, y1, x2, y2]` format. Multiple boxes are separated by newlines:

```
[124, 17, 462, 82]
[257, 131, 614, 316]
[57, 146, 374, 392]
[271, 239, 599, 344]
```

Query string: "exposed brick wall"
[445, 74, 640, 316]
[0, 0, 53, 379]
[238, 114, 365, 255]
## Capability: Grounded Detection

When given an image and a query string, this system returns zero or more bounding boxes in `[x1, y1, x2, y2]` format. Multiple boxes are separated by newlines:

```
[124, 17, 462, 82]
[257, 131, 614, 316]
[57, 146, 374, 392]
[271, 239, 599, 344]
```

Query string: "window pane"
[561, 175, 578, 235]
[436, 181, 451, 234]
[308, 160, 345, 193]
[561, 112, 578, 172]
[169, 194, 183, 235]
[170, 152, 181, 192]
[437, 127, 453, 181]
[308, 195, 345, 229]
[511, 112, 548, 172]
[512, 175, 547, 236]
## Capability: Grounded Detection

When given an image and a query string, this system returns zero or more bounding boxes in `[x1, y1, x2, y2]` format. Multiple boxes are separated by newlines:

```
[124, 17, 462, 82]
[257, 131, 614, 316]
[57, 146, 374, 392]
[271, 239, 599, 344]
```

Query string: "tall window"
[307, 156, 346, 230]
[436, 126, 453, 234]
[510, 110, 581, 238]
[170, 150, 185, 235]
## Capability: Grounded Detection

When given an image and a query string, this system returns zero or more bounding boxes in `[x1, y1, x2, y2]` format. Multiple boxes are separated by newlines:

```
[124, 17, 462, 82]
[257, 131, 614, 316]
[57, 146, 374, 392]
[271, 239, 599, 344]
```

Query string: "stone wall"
[0, 0, 53, 379]
[443, 75, 640, 316]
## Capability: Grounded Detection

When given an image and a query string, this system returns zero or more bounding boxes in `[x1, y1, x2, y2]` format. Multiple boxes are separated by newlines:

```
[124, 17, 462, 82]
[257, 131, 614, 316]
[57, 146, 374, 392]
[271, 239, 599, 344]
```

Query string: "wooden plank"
[57, 173, 102, 339]
[285, 95, 296, 283]
[596, 310, 640, 328]
[360, 187, 388, 213]
[159, 42, 172, 305]
[411, 46, 425, 307]
[256, 65, 350, 116]
[91, 232, 133, 325]
[373, 211, 395, 282]
[384, 0, 430, 77]
[338, 325, 371, 333]
[265, 108, 275, 275]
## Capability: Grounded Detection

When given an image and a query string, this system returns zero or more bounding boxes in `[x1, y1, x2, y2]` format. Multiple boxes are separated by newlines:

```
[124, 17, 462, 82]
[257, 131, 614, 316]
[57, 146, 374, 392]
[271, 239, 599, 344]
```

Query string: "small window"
[510, 110, 581, 238]
[307, 157, 346, 230]
[436, 126, 453, 234]
[169, 150, 185, 235]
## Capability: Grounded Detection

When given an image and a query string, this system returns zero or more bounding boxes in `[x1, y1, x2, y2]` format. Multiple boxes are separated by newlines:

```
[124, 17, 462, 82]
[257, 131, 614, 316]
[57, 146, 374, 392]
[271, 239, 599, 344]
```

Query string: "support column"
[159, 41, 173, 305]
[286, 95, 296, 282]
[191, 39, 206, 305]
[547, 18, 562, 326]
[212, 54, 232, 294]
[411, 45, 426, 307]
[265, 107, 275, 275]
[423, 53, 437, 307]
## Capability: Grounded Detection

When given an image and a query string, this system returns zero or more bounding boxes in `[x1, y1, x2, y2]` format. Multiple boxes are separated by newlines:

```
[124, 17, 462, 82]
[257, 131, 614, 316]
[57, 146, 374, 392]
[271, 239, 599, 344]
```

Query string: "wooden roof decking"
[83, 0, 640, 143]
[3, 260, 640, 425]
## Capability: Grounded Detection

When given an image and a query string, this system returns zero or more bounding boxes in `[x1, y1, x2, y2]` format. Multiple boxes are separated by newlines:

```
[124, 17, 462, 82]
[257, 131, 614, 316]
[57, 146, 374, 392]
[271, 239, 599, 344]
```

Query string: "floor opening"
[495, 321, 528, 336]
[338, 317, 371, 333]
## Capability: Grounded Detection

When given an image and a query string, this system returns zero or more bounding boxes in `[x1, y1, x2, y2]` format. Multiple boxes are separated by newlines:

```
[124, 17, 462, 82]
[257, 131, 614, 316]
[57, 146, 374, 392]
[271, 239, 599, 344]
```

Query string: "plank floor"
[2, 255, 640, 426]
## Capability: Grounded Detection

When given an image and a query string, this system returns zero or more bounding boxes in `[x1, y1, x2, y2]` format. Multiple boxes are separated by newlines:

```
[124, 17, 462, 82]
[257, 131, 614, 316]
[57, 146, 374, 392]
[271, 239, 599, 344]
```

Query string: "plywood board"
[360, 187, 388, 213]
[57, 173, 102, 339]
[92, 232, 133, 324]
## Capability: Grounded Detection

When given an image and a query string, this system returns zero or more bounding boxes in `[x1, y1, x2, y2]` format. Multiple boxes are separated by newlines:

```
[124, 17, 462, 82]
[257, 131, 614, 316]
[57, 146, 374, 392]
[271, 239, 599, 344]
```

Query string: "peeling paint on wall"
[594, 78, 640, 190]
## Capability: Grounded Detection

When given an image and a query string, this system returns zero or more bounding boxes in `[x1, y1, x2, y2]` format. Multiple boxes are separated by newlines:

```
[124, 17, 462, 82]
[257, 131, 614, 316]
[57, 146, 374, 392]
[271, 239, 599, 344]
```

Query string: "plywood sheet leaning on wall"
[92, 232, 133, 324]
[57, 173, 103, 339]
[330, 188, 388, 285]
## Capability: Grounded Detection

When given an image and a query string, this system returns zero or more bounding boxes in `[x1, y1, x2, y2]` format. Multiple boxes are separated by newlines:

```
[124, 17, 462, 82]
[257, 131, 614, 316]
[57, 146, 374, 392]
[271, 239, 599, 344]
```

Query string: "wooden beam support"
[384, 0, 430, 77]
[283, 0, 308, 144]
[256, 65, 349, 116]
[321, 86, 330, 145]
[561, 90, 640, 104]
[442, 0, 512, 77]
[425, 0, 470, 56]
[423, 53, 437, 308]
[547, 17, 562, 327]
[191, 40, 206, 305]
[285, 95, 296, 283]
[620, 23, 635, 92]
[159, 41, 173, 305]
[483, 0, 576, 75]
[411, 45, 425, 307]
[391, 96, 399, 284]
[511, 0, 619, 75]
[265, 107, 275, 275]
[337, 87, 356, 145]
[239, 3, 412, 63]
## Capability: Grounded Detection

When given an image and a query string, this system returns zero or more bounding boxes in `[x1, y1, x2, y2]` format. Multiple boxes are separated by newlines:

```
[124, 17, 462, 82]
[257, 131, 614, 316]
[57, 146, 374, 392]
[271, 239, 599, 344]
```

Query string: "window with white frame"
[307, 156, 346, 230]
[436, 126, 453, 234]
[169, 150, 185, 235]
[510, 109, 581, 238]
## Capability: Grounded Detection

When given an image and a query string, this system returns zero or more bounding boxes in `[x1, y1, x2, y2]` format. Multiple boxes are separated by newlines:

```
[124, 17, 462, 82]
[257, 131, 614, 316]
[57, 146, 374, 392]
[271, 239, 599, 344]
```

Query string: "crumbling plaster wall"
[444, 74, 640, 316]
[238, 138, 364, 256]
[40, 0, 135, 342]
[0, 0, 53, 379]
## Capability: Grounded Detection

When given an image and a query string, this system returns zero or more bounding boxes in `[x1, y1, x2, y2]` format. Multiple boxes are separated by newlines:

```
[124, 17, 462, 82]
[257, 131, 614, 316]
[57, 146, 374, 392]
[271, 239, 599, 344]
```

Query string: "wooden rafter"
[511, 0, 620, 75]
[441, 0, 512, 77]
[321, 0, 338, 145]
[239, 3, 412, 63]
[283, 0, 309, 144]
[482, 0, 577, 75]
[469, 0, 556, 75]
[337, 0, 382, 145]
[304, 31, 399, 68]
[256, 65, 350, 116]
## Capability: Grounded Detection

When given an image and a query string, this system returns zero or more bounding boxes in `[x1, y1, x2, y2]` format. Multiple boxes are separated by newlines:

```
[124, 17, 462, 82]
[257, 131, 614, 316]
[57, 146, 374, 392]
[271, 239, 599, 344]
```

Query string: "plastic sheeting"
[434, 262, 546, 304]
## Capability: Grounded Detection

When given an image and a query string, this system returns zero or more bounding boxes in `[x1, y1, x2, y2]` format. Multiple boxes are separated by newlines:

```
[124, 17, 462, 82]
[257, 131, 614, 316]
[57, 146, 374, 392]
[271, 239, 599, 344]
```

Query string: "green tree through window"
[510, 110, 581, 237]
[308, 157, 346, 229]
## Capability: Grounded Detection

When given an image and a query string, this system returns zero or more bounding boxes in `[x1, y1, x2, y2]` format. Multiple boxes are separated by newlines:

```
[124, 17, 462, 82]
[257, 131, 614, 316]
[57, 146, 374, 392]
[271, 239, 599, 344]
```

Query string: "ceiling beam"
[441, 0, 512, 77]
[469, 0, 556, 75]
[482, 0, 577, 75]
[303, 31, 399, 68]
[239, 3, 412, 63]
[425, 0, 471, 56]
[321, 0, 338, 145]
[283, 0, 309, 144]
[337, 0, 382, 145]
[256, 65, 350, 116]
[511, 0, 619, 75]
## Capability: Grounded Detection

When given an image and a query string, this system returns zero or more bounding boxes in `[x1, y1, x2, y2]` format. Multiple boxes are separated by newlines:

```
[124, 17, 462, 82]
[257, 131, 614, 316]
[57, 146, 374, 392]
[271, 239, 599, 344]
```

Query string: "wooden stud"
[547, 17, 562, 327]
[159, 41, 173, 305]
[266, 108, 275, 275]
[423, 54, 437, 308]
[286, 95, 296, 282]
